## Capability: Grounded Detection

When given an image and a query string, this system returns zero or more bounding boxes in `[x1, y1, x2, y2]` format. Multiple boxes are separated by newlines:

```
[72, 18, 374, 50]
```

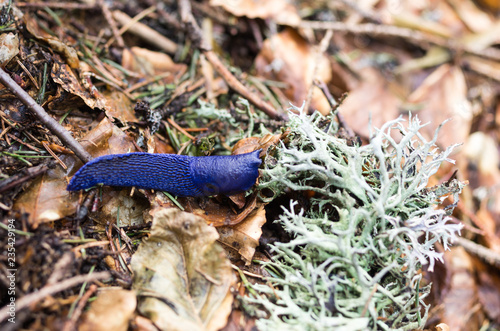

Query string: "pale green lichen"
[245, 104, 464, 330]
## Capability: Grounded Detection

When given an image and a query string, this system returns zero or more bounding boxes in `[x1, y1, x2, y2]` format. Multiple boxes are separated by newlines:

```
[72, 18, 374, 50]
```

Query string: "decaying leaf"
[338, 67, 401, 138]
[79, 289, 137, 331]
[51, 62, 108, 111]
[131, 208, 235, 331]
[24, 13, 79, 68]
[439, 247, 482, 330]
[231, 132, 287, 155]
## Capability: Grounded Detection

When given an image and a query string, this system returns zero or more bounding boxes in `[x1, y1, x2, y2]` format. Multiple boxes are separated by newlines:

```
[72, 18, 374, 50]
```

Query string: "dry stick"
[0, 163, 49, 193]
[304, 30, 333, 112]
[0, 68, 92, 164]
[315, 80, 355, 139]
[62, 284, 98, 331]
[16, 2, 97, 9]
[111, 9, 178, 54]
[455, 237, 500, 268]
[99, 0, 125, 48]
[0, 271, 110, 324]
[300, 20, 500, 62]
[177, 0, 286, 121]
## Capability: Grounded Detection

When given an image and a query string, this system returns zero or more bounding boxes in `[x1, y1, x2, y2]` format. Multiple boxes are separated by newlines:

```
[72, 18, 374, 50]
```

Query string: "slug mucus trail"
[67, 150, 262, 197]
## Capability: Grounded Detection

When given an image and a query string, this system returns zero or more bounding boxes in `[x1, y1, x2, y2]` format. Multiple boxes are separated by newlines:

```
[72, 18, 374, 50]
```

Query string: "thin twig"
[300, 20, 500, 62]
[304, 30, 333, 112]
[0, 68, 92, 164]
[16, 2, 97, 9]
[99, 0, 125, 48]
[177, 0, 286, 121]
[62, 284, 98, 331]
[0, 271, 110, 323]
[454, 237, 500, 268]
[0, 163, 50, 193]
[110, 9, 178, 54]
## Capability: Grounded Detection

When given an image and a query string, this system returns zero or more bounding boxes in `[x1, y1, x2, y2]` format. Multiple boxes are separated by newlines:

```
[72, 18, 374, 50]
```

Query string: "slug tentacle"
[67, 150, 262, 197]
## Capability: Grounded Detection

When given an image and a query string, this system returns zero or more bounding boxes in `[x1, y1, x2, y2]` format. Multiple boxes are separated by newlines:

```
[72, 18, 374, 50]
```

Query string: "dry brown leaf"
[439, 247, 482, 331]
[79, 289, 136, 331]
[406, 64, 472, 148]
[12, 167, 74, 227]
[131, 208, 235, 331]
[102, 90, 138, 123]
[188, 194, 258, 227]
[476, 261, 500, 323]
[210, 0, 301, 26]
[92, 189, 149, 227]
[217, 205, 266, 264]
[122, 47, 187, 79]
[24, 13, 79, 68]
[337, 67, 401, 139]
[231, 132, 287, 155]
[255, 28, 332, 115]
[51, 62, 108, 111]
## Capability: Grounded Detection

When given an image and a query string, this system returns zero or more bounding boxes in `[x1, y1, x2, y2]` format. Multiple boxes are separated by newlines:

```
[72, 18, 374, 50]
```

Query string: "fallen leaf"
[51, 62, 108, 111]
[439, 247, 482, 331]
[92, 189, 149, 227]
[407, 64, 472, 148]
[210, 0, 301, 26]
[102, 90, 138, 123]
[338, 67, 401, 139]
[122, 47, 187, 79]
[0, 32, 19, 66]
[217, 205, 266, 264]
[80, 289, 137, 331]
[255, 28, 332, 115]
[131, 208, 235, 331]
[24, 13, 79, 68]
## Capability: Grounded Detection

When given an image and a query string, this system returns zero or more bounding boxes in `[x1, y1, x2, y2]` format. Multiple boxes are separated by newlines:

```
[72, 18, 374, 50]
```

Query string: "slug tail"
[67, 153, 203, 196]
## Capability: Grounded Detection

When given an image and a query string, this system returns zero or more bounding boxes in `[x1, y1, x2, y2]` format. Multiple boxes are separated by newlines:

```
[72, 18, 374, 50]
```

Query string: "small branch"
[0, 271, 110, 323]
[111, 9, 178, 54]
[455, 237, 500, 268]
[0, 68, 92, 164]
[0, 163, 50, 193]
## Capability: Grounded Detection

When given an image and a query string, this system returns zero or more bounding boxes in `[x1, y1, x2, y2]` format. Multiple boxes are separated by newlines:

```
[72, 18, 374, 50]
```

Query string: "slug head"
[190, 150, 262, 196]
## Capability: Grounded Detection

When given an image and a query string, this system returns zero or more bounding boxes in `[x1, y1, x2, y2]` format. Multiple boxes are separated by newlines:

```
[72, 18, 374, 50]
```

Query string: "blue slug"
[67, 150, 262, 197]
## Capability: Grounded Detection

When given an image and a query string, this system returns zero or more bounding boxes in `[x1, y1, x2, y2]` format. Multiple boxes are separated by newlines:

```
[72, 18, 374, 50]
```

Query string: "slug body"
[67, 150, 262, 197]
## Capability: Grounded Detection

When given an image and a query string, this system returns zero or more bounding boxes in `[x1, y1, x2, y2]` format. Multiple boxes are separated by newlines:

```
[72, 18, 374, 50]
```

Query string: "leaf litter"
[0, 0, 499, 330]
